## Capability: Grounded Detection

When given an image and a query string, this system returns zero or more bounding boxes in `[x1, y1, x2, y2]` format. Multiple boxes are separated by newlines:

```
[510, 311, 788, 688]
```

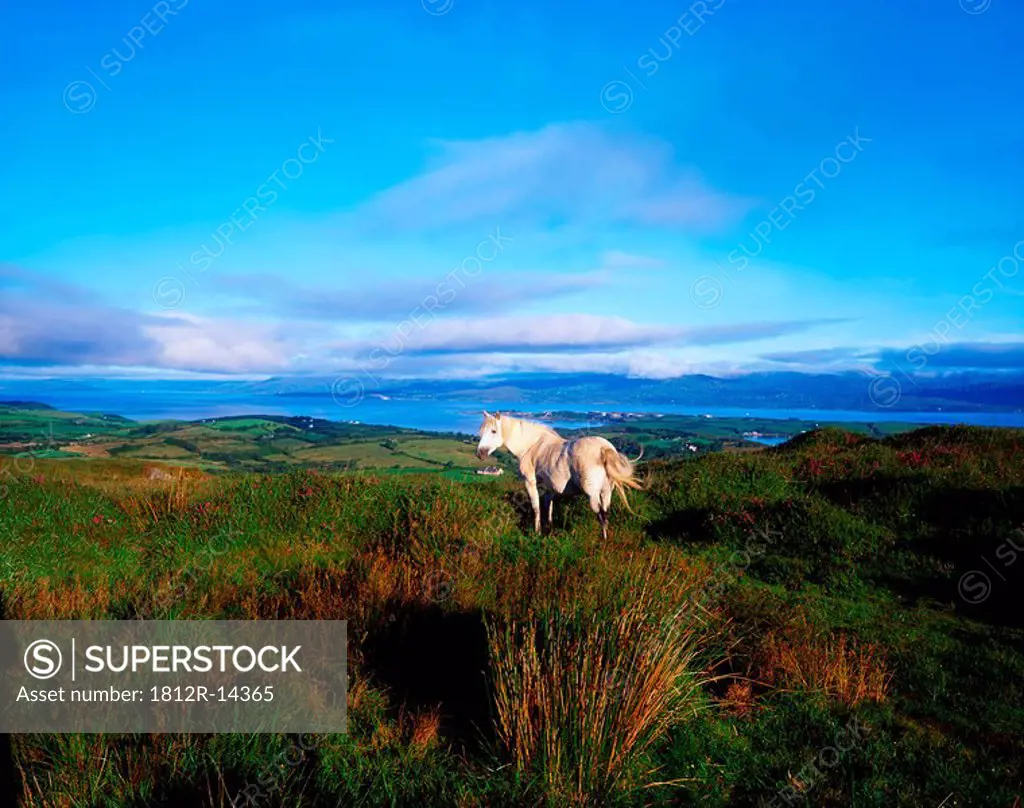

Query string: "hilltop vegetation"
[555, 411, 915, 458]
[1, 422, 1022, 805]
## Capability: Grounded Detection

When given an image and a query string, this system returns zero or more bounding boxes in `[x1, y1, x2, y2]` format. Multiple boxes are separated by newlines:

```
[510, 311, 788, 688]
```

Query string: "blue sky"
[1, 0, 1022, 379]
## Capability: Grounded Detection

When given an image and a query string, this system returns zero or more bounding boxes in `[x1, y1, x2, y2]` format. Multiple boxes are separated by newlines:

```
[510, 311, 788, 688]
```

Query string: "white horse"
[476, 411, 642, 540]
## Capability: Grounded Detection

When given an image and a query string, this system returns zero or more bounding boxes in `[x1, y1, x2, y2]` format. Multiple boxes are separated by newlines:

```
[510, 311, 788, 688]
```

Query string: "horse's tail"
[601, 445, 644, 514]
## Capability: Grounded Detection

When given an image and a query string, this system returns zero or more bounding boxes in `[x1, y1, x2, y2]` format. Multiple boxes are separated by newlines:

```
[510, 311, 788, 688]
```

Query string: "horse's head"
[477, 411, 504, 459]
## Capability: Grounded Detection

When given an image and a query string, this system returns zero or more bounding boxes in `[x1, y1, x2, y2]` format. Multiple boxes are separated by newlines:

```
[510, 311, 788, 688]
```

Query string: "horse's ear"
[483, 410, 491, 418]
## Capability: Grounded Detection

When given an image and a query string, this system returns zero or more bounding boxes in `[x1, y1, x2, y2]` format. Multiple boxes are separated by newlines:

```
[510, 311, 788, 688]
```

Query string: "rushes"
[487, 559, 714, 805]
[759, 616, 892, 707]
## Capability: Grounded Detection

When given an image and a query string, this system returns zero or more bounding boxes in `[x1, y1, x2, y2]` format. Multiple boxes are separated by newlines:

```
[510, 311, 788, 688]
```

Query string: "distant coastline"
[3, 394, 1024, 435]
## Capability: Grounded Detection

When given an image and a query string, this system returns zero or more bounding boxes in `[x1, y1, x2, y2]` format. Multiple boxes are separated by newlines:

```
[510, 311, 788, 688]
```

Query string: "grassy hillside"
[1, 424, 1022, 805]
[0, 404, 486, 476]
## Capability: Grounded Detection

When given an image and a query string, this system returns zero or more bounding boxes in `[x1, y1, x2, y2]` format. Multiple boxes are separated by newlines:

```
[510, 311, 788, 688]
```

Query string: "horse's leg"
[542, 492, 554, 534]
[600, 483, 613, 540]
[590, 481, 613, 541]
[525, 478, 542, 533]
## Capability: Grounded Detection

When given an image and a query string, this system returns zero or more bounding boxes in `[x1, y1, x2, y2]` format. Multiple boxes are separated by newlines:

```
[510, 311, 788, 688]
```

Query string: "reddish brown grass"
[719, 679, 756, 716]
[487, 555, 717, 805]
[757, 616, 892, 706]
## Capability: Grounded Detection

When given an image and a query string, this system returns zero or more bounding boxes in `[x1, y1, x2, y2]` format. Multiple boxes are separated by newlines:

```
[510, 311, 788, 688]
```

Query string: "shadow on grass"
[361, 601, 494, 753]
[128, 767, 285, 808]
[815, 473, 908, 511]
[0, 593, 20, 803]
[896, 486, 1023, 629]
[501, 489, 535, 534]
[645, 507, 717, 544]
[815, 479, 1024, 629]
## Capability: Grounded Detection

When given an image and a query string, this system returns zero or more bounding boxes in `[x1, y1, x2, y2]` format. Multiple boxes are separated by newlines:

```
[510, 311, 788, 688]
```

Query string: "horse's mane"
[482, 413, 562, 441]
[515, 417, 561, 439]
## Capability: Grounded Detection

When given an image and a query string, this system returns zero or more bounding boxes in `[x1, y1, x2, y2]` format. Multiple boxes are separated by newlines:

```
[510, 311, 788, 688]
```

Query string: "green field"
[1, 411, 1022, 806]
[0, 403, 487, 475]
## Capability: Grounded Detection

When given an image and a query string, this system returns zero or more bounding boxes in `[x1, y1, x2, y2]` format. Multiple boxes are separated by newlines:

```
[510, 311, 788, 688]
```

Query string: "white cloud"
[343, 314, 683, 356]
[350, 123, 754, 234]
[144, 314, 296, 374]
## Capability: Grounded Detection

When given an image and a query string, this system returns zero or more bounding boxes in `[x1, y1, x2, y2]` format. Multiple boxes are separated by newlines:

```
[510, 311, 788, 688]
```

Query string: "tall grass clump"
[487, 558, 716, 805]
[759, 616, 893, 707]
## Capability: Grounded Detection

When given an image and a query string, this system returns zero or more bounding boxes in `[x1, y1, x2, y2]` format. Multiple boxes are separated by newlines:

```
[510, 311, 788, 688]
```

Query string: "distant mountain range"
[5, 370, 1018, 413]
[232, 370, 1022, 412]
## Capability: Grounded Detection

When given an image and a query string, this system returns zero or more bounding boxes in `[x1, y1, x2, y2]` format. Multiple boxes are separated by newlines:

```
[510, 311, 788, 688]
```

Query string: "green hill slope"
[0, 425, 1022, 806]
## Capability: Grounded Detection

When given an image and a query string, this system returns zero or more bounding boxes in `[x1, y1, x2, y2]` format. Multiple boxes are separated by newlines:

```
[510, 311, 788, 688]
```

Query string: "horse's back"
[568, 435, 615, 463]
[527, 435, 617, 494]
[524, 435, 568, 479]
